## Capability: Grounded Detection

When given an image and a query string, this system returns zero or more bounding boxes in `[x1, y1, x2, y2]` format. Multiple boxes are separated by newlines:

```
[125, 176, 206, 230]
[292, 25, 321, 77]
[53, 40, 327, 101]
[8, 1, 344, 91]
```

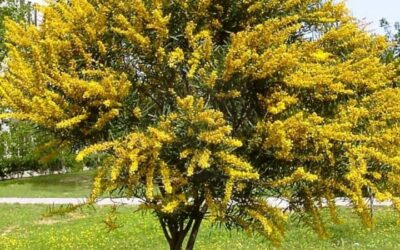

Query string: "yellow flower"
[56, 113, 88, 129]
[312, 50, 331, 61]
[168, 48, 185, 67]
[162, 200, 181, 213]
[133, 107, 142, 118]
[197, 149, 211, 169]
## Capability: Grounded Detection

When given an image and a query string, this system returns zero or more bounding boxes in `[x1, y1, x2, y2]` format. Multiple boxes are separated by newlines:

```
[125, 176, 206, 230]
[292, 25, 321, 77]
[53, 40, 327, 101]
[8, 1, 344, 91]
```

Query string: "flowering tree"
[0, 0, 35, 61]
[1, 0, 400, 249]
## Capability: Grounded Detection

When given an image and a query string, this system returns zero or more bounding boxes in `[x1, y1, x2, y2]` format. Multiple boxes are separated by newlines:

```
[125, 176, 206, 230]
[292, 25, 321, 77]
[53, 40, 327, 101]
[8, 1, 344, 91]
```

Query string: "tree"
[1, 0, 400, 249]
[380, 19, 400, 58]
[0, 120, 84, 179]
[380, 19, 400, 87]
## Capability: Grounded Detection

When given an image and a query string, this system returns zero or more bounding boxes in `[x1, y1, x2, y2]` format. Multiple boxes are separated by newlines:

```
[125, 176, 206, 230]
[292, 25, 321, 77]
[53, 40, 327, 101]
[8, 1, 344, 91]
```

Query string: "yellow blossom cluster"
[78, 96, 258, 216]
[259, 90, 298, 115]
[0, 0, 134, 139]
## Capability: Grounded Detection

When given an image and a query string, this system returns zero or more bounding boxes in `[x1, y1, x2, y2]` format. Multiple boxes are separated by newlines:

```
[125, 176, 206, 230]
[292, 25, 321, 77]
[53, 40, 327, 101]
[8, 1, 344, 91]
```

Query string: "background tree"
[380, 19, 400, 58]
[380, 18, 400, 89]
[0, 121, 83, 179]
[1, 0, 400, 249]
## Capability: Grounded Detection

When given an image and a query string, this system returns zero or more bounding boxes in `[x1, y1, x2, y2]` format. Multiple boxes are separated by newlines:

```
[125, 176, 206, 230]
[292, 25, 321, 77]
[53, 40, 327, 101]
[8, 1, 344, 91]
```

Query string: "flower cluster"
[78, 96, 258, 215]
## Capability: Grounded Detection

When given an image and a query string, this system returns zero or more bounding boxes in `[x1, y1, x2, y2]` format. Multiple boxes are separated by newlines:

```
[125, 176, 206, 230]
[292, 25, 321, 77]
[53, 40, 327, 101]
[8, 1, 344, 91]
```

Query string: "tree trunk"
[158, 212, 205, 250]
[169, 237, 184, 250]
[159, 216, 191, 250]
[185, 214, 204, 250]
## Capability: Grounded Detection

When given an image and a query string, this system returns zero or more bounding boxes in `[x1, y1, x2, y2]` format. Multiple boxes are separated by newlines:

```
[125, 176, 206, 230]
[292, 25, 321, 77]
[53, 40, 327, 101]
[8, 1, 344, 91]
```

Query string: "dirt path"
[0, 198, 142, 205]
[0, 197, 393, 208]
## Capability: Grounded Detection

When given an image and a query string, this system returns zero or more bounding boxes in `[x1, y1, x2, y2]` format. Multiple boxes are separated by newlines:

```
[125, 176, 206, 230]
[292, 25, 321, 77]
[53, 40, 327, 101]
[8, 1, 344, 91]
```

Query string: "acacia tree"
[0, 0, 34, 61]
[1, 0, 400, 249]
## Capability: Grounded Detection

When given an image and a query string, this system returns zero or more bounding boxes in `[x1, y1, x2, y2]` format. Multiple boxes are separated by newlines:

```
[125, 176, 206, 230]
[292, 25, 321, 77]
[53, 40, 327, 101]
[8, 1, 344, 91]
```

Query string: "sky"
[346, 0, 399, 34]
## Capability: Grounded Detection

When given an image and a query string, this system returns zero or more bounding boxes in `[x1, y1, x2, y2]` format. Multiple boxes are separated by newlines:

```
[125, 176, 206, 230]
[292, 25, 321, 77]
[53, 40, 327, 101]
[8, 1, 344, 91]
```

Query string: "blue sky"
[346, 0, 399, 33]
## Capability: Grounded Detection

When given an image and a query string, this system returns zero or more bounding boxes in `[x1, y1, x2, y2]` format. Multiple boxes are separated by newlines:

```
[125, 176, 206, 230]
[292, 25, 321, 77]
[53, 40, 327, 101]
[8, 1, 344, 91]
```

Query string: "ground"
[0, 171, 94, 198]
[0, 172, 400, 249]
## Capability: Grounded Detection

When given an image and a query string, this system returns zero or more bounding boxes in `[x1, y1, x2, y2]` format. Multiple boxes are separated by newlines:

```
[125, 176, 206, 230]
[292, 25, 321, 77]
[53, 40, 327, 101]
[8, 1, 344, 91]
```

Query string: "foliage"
[0, 121, 39, 177]
[380, 18, 400, 85]
[0, 0, 400, 249]
[0, 0, 34, 61]
[0, 121, 84, 178]
[0, 1, 75, 177]
[380, 19, 400, 58]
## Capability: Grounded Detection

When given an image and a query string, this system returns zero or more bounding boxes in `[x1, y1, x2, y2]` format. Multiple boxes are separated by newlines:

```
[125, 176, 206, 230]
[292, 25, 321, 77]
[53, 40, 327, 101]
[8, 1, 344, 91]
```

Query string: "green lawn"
[0, 171, 95, 198]
[1, 173, 400, 249]
[0, 204, 399, 250]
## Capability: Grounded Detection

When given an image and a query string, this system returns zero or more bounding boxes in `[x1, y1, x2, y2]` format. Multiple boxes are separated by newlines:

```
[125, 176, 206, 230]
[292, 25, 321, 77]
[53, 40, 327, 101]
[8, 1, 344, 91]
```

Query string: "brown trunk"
[169, 237, 184, 250]
[159, 216, 193, 250]
[158, 196, 206, 250]
[158, 212, 205, 250]
[185, 213, 204, 250]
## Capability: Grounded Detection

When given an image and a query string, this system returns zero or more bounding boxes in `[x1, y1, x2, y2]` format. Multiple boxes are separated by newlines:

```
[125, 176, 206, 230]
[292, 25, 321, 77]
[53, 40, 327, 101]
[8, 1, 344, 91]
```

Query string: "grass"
[0, 204, 399, 250]
[0, 171, 95, 198]
[1, 172, 400, 249]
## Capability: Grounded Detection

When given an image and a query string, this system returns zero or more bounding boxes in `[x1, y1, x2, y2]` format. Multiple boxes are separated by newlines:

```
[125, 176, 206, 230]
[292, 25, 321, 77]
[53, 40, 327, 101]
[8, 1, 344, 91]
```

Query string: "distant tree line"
[0, 121, 85, 178]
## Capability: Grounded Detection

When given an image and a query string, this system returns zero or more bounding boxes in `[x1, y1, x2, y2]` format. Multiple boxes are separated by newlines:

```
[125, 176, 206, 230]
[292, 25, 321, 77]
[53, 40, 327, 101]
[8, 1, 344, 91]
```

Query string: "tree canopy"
[0, 0, 79, 178]
[0, 0, 400, 249]
[0, 0, 35, 61]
